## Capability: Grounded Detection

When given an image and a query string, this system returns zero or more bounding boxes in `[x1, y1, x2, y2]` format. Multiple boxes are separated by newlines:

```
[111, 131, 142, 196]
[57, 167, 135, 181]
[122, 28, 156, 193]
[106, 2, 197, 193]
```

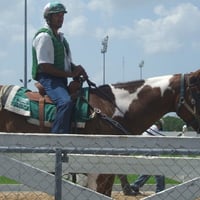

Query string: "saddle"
[26, 80, 82, 131]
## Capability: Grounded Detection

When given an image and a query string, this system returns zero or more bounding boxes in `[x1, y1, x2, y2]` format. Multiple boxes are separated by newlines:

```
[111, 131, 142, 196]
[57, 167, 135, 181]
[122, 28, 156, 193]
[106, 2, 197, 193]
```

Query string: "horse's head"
[176, 69, 200, 133]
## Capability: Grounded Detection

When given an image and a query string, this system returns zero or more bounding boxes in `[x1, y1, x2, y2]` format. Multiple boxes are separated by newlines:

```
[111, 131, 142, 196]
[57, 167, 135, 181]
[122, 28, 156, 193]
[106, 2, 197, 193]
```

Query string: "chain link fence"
[0, 133, 199, 200]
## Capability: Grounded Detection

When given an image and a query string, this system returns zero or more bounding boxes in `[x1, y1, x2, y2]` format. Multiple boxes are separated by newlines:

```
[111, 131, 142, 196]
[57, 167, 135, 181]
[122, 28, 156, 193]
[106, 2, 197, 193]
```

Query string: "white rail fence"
[0, 133, 199, 200]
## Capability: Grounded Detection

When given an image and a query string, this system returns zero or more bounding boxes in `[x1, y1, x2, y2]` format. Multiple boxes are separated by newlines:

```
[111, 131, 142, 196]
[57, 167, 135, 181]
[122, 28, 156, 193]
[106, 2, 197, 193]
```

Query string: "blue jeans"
[37, 73, 73, 133]
[131, 175, 165, 193]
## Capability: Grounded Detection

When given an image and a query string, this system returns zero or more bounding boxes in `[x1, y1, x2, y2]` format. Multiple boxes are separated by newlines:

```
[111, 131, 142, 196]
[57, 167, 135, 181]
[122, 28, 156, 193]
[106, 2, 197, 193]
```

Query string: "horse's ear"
[189, 71, 200, 87]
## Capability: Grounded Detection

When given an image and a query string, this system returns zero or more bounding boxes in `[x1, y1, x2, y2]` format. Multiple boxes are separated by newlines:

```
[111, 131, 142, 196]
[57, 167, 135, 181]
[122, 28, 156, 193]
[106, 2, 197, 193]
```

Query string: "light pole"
[21, 0, 31, 87]
[20, 0, 31, 87]
[139, 60, 144, 80]
[24, 0, 28, 88]
[101, 35, 109, 85]
[122, 56, 125, 81]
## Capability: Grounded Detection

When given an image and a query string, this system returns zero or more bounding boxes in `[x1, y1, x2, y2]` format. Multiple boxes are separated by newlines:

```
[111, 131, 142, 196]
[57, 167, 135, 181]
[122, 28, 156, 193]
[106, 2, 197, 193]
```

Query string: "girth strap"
[26, 91, 50, 132]
[39, 97, 45, 131]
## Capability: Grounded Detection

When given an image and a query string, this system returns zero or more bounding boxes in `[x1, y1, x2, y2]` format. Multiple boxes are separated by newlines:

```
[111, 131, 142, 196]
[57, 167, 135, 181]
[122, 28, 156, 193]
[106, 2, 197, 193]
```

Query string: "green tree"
[162, 115, 185, 131]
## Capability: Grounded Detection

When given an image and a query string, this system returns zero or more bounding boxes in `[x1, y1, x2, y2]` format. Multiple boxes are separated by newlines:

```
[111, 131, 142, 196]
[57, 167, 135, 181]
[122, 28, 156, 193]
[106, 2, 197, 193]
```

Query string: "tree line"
[162, 115, 193, 131]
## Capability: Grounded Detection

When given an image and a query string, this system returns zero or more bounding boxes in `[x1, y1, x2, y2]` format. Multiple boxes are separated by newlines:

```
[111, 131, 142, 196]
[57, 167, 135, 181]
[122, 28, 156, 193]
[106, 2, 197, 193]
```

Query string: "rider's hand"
[71, 65, 88, 80]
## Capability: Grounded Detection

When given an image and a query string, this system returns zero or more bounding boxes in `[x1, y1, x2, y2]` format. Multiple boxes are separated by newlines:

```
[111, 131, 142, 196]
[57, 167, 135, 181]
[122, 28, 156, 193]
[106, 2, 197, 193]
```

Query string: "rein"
[177, 74, 200, 131]
[87, 79, 125, 115]
[84, 79, 130, 135]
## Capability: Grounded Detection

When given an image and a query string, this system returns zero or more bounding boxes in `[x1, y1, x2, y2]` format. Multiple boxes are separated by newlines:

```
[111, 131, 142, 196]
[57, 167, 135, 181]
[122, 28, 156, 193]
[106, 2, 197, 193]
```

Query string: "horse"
[1, 69, 200, 197]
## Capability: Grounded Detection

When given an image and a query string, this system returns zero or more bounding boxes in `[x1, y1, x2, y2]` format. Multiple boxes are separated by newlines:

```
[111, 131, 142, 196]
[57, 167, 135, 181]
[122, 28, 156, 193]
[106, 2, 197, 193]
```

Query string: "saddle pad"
[29, 87, 90, 127]
[3, 85, 90, 128]
[29, 100, 56, 123]
[73, 87, 90, 122]
[3, 86, 56, 124]
[4, 86, 30, 116]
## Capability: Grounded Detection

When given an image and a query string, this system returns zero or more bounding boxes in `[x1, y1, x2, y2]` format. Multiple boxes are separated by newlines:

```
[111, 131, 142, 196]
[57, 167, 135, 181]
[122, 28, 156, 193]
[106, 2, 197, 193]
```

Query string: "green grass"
[0, 176, 19, 184]
[0, 175, 181, 185]
[114, 175, 180, 185]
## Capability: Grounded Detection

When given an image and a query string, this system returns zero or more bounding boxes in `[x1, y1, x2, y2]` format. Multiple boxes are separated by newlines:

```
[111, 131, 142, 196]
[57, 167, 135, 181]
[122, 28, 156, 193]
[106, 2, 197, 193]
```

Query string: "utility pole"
[24, 0, 28, 88]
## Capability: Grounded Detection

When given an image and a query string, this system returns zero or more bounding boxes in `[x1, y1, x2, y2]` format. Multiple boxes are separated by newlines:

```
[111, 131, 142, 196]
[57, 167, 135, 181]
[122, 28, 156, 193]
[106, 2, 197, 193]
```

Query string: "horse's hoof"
[123, 188, 140, 196]
[123, 190, 140, 196]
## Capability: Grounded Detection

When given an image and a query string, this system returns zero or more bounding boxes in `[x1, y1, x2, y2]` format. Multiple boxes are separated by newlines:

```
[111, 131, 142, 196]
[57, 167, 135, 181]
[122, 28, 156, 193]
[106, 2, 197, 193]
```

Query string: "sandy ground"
[1, 191, 200, 200]
[112, 191, 154, 200]
[0, 192, 54, 200]
[0, 191, 153, 200]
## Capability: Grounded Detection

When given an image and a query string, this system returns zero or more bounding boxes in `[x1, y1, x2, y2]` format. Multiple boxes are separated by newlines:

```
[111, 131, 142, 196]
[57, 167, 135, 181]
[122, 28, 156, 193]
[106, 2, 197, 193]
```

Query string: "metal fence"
[0, 133, 199, 200]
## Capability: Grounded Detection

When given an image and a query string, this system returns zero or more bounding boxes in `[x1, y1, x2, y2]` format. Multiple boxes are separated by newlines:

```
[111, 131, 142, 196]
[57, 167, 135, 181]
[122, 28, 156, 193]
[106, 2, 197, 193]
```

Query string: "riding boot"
[118, 175, 138, 196]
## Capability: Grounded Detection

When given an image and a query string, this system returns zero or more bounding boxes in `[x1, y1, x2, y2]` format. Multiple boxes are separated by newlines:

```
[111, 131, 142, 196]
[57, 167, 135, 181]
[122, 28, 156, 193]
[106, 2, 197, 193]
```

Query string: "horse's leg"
[0, 110, 6, 131]
[70, 173, 77, 183]
[0, 110, 19, 132]
[96, 174, 115, 197]
[87, 174, 99, 190]
[118, 174, 136, 195]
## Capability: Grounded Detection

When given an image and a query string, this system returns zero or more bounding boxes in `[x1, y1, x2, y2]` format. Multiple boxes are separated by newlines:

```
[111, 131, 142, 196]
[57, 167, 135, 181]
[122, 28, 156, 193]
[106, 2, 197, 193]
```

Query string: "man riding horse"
[32, 1, 88, 134]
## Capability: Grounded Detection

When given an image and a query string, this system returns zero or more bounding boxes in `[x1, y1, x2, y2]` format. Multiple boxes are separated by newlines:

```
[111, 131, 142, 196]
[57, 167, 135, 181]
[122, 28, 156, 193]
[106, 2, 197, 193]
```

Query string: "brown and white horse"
[1, 69, 200, 196]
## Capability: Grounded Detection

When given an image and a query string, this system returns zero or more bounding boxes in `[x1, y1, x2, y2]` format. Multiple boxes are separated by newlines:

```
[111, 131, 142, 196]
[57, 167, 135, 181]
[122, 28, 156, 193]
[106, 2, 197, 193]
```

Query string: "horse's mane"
[112, 79, 145, 93]
[90, 84, 115, 101]
[90, 80, 145, 99]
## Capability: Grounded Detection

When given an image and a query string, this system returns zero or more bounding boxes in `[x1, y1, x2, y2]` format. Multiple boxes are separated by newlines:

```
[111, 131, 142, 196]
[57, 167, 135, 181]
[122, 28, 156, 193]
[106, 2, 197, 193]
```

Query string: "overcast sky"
[0, 0, 200, 90]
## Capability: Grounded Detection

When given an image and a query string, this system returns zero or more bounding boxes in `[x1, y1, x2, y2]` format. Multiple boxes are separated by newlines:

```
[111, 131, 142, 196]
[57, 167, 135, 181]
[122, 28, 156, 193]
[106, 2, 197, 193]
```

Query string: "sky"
[0, 0, 200, 90]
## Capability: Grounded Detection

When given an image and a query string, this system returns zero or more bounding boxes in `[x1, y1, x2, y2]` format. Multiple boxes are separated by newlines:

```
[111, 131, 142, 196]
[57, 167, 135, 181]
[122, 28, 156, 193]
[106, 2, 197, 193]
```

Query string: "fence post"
[55, 148, 62, 200]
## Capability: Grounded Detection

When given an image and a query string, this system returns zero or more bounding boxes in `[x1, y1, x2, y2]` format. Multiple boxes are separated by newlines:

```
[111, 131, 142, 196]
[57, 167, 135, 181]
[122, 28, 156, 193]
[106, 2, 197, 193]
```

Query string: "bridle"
[176, 73, 200, 132]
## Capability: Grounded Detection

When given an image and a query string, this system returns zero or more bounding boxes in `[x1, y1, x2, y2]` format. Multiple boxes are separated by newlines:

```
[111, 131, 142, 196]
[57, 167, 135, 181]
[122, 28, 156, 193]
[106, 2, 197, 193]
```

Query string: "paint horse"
[0, 69, 200, 197]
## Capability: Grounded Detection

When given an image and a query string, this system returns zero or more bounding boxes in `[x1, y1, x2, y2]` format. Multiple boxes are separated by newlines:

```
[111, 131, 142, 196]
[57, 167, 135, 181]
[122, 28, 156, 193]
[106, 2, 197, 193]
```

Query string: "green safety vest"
[32, 28, 70, 80]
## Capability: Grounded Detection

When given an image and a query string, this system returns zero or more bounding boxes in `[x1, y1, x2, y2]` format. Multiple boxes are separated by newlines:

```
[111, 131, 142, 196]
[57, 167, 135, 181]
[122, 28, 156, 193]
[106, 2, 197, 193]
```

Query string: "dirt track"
[0, 191, 153, 200]
[0, 192, 53, 200]
[112, 191, 154, 200]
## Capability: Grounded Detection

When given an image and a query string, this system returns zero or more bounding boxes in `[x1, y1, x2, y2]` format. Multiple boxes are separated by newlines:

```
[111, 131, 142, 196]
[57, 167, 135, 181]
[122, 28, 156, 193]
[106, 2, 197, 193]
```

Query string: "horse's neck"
[129, 99, 171, 134]
[113, 76, 180, 134]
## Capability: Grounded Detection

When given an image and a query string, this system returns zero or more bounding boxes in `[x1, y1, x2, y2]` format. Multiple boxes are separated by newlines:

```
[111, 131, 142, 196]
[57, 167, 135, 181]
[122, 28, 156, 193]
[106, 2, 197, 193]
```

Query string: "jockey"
[32, 1, 88, 133]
